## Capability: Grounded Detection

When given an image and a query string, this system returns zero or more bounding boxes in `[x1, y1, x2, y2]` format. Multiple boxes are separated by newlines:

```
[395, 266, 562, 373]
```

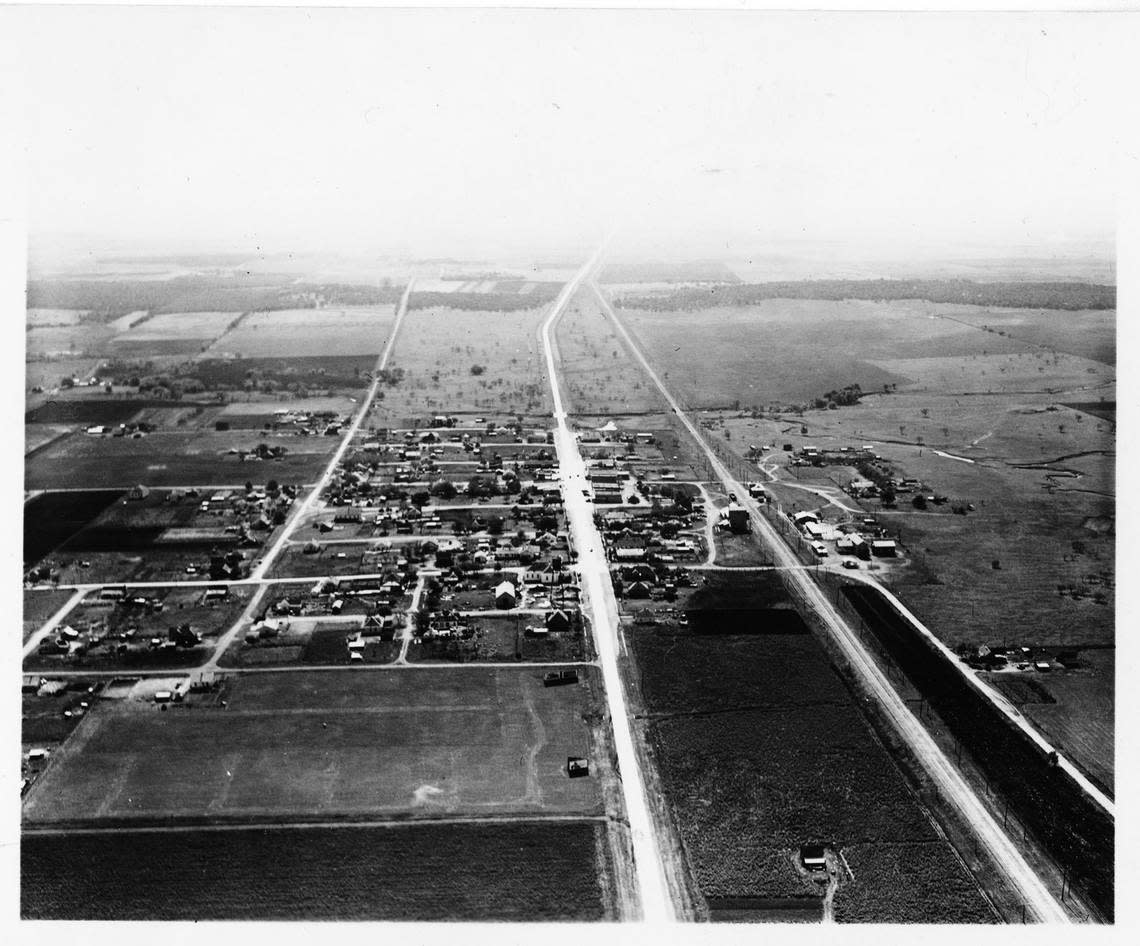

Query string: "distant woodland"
[616, 279, 1116, 311]
[26, 276, 404, 318]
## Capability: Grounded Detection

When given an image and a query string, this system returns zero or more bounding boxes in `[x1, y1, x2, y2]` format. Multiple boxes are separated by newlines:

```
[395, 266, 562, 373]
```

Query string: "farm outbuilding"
[871, 540, 898, 557]
[800, 844, 828, 872]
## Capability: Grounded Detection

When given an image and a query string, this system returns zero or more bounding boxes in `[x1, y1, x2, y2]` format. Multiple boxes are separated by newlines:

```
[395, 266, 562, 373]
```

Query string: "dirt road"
[540, 255, 675, 923]
[590, 280, 1072, 924]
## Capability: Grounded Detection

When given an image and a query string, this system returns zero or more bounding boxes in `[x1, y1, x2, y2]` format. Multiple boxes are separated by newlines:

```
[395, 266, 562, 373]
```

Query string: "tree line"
[616, 279, 1115, 312]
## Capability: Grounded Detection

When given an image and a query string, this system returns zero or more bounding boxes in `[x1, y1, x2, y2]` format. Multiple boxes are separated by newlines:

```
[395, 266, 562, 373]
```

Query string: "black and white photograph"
[2, 0, 1133, 931]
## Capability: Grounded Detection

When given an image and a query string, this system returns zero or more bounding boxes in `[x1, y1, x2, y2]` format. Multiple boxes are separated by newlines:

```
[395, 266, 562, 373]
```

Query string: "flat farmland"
[615, 298, 1113, 411]
[374, 306, 552, 421]
[556, 288, 668, 414]
[22, 667, 604, 825]
[203, 306, 395, 359]
[23, 820, 613, 920]
[25, 430, 336, 489]
[114, 311, 239, 343]
[869, 351, 1111, 396]
[627, 570, 994, 921]
[928, 306, 1115, 366]
[615, 300, 980, 408]
[26, 324, 117, 358]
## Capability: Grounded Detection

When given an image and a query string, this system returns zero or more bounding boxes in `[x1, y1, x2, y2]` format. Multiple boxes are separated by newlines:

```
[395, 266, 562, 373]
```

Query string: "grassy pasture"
[373, 307, 551, 421]
[1005, 649, 1114, 794]
[23, 589, 78, 642]
[929, 306, 1115, 366]
[25, 357, 103, 393]
[410, 614, 589, 664]
[556, 289, 667, 414]
[22, 667, 604, 824]
[27, 309, 88, 327]
[203, 306, 395, 359]
[870, 352, 1111, 396]
[22, 820, 611, 920]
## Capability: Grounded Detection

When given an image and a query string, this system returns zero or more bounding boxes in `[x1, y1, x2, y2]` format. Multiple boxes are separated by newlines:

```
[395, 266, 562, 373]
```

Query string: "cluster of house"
[611, 563, 693, 601]
[792, 444, 879, 467]
[957, 643, 1080, 674]
[85, 420, 156, 438]
[790, 510, 898, 559]
[599, 504, 703, 567]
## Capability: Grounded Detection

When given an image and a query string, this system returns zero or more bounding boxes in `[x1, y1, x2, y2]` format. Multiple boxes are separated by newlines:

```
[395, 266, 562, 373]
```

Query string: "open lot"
[23, 667, 604, 824]
[23, 820, 613, 920]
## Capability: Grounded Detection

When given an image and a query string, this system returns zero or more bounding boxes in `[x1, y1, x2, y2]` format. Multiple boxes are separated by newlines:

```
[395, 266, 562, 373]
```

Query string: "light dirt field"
[115, 311, 239, 341]
[204, 306, 396, 359]
[23, 667, 604, 823]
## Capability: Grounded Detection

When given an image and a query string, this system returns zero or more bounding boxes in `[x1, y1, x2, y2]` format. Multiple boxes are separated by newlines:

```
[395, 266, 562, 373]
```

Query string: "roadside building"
[494, 581, 517, 609]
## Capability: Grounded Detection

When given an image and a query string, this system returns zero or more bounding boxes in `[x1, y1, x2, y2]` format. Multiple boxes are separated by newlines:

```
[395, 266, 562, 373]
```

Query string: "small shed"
[871, 539, 898, 558]
[800, 844, 828, 872]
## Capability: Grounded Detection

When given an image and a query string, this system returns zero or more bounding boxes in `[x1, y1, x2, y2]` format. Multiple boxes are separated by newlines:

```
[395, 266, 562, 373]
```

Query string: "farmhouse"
[494, 581, 517, 609]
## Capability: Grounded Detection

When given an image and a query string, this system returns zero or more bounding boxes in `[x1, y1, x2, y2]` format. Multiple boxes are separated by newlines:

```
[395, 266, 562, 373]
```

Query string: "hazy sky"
[6, 6, 1133, 260]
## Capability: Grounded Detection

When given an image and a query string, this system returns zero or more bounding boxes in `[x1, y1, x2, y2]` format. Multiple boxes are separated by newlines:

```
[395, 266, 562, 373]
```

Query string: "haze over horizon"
[9, 7, 1129, 268]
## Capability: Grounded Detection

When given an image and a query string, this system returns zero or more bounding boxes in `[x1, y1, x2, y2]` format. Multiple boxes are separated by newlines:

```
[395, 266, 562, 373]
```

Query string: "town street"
[540, 250, 675, 923]
[251, 278, 415, 580]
